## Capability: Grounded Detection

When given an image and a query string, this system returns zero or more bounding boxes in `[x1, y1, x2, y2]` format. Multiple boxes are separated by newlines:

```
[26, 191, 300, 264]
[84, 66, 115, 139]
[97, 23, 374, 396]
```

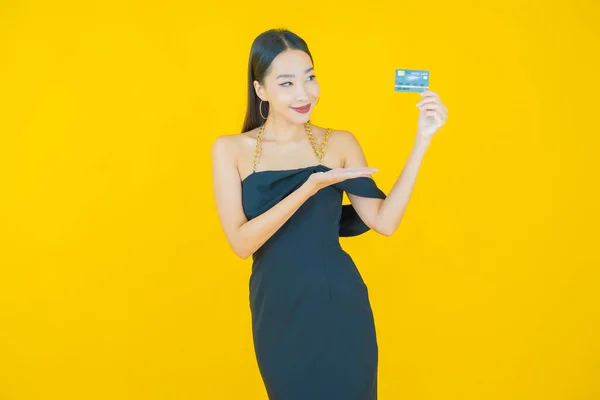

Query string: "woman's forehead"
[270, 50, 313, 76]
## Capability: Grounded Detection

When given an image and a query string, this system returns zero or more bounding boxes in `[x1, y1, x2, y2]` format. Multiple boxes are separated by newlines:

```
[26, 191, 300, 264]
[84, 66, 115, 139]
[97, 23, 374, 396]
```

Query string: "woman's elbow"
[373, 215, 403, 237]
[230, 241, 253, 259]
[223, 230, 252, 259]
[373, 221, 397, 237]
[377, 228, 395, 237]
[236, 250, 252, 259]
[231, 244, 251, 259]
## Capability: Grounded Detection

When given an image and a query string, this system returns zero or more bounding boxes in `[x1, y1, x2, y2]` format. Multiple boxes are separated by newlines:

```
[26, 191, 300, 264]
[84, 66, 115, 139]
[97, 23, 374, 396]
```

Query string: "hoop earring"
[316, 97, 320, 105]
[259, 100, 269, 120]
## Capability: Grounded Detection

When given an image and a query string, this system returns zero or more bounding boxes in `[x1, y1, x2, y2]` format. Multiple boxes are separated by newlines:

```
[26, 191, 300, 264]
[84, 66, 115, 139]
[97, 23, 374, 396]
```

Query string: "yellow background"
[1, 1, 599, 399]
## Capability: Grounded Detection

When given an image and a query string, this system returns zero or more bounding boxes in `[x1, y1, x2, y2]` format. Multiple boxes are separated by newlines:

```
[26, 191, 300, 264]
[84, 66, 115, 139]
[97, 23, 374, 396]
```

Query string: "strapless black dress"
[242, 164, 387, 400]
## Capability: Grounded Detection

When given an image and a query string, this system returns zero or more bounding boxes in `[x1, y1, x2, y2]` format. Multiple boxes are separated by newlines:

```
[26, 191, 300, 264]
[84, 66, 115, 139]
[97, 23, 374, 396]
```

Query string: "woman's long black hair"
[241, 29, 314, 133]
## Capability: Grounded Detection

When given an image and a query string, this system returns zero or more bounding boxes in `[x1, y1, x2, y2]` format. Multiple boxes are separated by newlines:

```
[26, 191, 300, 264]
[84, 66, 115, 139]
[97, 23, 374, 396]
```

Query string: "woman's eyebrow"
[276, 67, 314, 79]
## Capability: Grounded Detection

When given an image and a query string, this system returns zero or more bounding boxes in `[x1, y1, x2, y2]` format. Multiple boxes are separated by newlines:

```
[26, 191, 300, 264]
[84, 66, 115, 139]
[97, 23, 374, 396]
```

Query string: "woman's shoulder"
[317, 125, 361, 149]
[211, 128, 258, 153]
[210, 129, 262, 175]
[210, 133, 240, 165]
[308, 125, 364, 167]
[309, 124, 358, 144]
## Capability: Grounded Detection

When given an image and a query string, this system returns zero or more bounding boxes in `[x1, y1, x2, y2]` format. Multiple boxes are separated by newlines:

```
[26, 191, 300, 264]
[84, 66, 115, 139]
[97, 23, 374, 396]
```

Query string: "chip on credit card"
[394, 69, 429, 92]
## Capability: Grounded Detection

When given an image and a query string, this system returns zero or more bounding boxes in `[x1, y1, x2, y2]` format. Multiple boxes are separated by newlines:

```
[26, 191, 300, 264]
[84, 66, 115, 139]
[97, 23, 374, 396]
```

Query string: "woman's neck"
[262, 115, 307, 141]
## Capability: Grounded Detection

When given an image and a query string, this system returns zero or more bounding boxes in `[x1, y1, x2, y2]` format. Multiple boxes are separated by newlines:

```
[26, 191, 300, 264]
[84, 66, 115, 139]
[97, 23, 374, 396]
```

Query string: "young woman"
[211, 28, 447, 400]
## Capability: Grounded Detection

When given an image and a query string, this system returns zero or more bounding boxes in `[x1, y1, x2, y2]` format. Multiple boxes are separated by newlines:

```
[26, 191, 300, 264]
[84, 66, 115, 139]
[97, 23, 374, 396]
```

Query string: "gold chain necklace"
[253, 122, 332, 172]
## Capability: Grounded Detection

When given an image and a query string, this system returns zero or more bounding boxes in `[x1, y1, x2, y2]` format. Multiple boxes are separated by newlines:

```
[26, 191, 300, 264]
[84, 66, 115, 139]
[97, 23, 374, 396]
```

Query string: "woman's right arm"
[211, 135, 379, 259]
[211, 136, 316, 259]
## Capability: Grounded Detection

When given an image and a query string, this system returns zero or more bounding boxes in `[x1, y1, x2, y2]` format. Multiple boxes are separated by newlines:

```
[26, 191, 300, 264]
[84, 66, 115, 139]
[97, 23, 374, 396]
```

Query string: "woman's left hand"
[415, 89, 448, 141]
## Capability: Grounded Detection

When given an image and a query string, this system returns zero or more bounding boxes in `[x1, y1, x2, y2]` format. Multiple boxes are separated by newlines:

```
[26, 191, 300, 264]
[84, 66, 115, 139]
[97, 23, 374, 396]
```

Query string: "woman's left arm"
[345, 89, 448, 236]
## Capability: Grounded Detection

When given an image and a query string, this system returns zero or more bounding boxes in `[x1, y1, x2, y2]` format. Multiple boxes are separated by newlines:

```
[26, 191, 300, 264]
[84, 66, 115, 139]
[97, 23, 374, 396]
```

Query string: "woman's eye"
[280, 75, 317, 87]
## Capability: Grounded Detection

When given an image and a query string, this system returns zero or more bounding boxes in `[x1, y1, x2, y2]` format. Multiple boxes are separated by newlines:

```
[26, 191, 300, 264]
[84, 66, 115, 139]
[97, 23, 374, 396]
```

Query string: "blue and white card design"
[394, 69, 429, 92]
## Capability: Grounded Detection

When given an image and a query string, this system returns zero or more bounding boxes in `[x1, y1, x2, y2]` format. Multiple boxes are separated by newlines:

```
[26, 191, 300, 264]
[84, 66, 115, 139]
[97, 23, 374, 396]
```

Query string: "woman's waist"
[249, 247, 362, 289]
[252, 234, 342, 261]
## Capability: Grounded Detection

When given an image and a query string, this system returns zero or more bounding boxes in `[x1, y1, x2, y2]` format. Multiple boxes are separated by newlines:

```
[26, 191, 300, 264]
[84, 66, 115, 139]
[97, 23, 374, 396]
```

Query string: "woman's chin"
[289, 110, 312, 123]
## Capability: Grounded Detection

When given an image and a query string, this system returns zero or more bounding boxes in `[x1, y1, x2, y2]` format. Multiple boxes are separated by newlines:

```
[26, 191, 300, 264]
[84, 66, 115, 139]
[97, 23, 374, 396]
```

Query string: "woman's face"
[254, 49, 320, 123]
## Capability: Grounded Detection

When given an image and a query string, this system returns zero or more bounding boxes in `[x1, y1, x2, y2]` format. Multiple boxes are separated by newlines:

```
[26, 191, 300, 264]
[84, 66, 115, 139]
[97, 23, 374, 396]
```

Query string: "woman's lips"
[291, 104, 311, 113]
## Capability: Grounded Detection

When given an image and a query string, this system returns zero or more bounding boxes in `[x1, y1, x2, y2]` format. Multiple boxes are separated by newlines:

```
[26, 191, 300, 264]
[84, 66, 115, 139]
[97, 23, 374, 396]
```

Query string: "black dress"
[242, 161, 387, 400]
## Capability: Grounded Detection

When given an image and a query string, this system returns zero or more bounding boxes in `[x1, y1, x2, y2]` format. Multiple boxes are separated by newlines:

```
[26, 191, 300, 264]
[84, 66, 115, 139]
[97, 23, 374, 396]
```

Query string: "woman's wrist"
[414, 134, 432, 149]
[301, 177, 318, 198]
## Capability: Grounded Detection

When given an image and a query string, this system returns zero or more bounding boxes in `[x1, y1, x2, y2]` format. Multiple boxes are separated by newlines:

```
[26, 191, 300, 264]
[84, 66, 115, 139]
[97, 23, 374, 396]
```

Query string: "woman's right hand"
[306, 167, 379, 195]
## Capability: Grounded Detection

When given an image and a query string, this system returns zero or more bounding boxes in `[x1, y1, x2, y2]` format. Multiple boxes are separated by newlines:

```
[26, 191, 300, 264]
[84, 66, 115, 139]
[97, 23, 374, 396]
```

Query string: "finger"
[421, 92, 446, 113]
[425, 110, 445, 123]
[342, 169, 374, 176]
[331, 170, 373, 181]
[416, 97, 446, 111]
[420, 89, 439, 100]
[327, 168, 377, 180]
[418, 103, 444, 112]
[436, 101, 448, 113]
[416, 98, 437, 107]
[421, 89, 439, 100]
[338, 167, 378, 174]
[353, 168, 378, 174]
[438, 110, 448, 122]
[350, 171, 377, 178]
[348, 170, 378, 177]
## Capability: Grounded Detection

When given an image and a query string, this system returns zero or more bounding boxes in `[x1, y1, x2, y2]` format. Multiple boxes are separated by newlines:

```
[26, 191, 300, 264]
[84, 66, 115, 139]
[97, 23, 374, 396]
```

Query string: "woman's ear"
[253, 80, 266, 101]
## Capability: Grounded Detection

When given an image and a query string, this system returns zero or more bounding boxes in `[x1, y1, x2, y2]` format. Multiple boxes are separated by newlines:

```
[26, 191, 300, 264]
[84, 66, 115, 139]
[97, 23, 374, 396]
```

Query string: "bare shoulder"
[210, 137, 239, 186]
[211, 130, 259, 163]
[329, 128, 361, 146]
[306, 124, 364, 168]
[211, 134, 232, 154]
[325, 128, 367, 167]
[328, 127, 364, 150]
[212, 132, 243, 151]
[211, 130, 263, 182]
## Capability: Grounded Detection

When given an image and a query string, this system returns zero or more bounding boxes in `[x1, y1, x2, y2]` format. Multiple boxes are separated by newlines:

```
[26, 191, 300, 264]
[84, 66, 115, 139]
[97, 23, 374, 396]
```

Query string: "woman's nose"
[296, 86, 309, 99]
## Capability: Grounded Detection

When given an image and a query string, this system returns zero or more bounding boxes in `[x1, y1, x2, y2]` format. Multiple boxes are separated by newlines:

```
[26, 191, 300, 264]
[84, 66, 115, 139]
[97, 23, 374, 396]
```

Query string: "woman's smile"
[290, 104, 311, 113]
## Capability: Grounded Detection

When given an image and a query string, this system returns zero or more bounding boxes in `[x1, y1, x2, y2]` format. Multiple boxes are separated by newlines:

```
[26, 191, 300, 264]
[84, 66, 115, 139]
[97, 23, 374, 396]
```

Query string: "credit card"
[394, 69, 429, 92]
